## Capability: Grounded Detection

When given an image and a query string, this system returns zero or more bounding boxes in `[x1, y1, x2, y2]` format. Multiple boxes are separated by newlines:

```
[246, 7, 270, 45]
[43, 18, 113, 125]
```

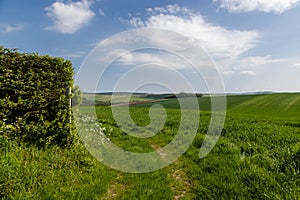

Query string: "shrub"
[0, 47, 76, 147]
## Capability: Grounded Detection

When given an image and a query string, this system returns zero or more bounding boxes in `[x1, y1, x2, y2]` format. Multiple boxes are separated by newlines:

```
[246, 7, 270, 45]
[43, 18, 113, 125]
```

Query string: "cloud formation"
[4, 24, 23, 33]
[214, 0, 300, 14]
[115, 51, 190, 70]
[217, 55, 284, 75]
[128, 4, 260, 59]
[238, 55, 284, 67]
[239, 70, 256, 76]
[291, 63, 300, 68]
[125, 5, 292, 77]
[45, 0, 95, 34]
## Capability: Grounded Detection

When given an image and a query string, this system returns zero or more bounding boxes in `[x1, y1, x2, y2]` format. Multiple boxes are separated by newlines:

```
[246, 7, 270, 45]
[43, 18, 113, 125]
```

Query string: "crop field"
[1, 93, 299, 199]
[133, 93, 300, 120]
[82, 93, 152, 106]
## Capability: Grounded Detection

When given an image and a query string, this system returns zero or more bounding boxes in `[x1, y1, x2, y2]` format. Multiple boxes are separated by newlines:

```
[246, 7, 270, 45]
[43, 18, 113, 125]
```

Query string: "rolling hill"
[132, 93, 300, 120]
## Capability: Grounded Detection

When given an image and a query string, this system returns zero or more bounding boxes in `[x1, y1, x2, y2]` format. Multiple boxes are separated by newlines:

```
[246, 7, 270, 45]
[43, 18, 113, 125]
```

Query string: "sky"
[1, 0, 300, 93]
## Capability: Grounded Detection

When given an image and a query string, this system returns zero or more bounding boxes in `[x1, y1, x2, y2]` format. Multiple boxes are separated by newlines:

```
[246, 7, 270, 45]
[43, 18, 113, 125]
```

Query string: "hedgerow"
[0, 46, 76, 147]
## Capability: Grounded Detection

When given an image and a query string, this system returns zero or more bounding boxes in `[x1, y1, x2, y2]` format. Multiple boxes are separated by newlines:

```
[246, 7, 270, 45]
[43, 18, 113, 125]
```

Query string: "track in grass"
[2, 93, 299, 199]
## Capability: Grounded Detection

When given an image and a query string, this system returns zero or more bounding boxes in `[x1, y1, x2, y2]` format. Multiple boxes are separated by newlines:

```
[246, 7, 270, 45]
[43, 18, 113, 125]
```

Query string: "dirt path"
[101, 174, 126, 200]
[169, 160, 192, 200]
[151, 144, 192, 200]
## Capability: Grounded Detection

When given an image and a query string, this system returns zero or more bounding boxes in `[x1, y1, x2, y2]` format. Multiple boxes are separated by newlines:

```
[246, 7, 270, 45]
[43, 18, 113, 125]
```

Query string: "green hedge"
[0, 47, 76, 147]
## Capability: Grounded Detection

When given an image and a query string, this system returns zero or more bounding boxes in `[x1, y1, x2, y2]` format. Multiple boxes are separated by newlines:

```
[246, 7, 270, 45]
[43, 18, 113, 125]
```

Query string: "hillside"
[132, 93, 300, 120]
[226, 93, 300, 118]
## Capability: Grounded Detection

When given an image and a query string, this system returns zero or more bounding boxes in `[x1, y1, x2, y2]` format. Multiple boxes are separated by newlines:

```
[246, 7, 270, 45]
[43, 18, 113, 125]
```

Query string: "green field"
[134, 93, 300, 120]
[1, 93, 299, 199]
[82, 93, 151, 106]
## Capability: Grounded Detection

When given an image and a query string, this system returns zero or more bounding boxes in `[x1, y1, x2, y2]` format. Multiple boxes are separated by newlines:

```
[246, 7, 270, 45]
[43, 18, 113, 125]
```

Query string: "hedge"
[0, 47, 76, 147]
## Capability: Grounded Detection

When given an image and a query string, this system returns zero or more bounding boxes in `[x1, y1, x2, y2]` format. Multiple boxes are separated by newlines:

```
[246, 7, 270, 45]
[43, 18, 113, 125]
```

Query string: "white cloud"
[129, 17, 145, 27]
[166, 4, 183, 14]
[214, 0, 300, 14]
[128, 5, 260, 59]
[238, 55, 285, 67]
[217, 55, 284, 75]
[4, 24, 23, 33]
[95, 31, 215, 71]
[99, 8, 105, 16]
[45, 0, 95, 34]
[239, 70, 256, 75]
[96, 47, 192, 70]
[85, 27, 222, 94]
[146, 4, 189, 15]
[115, 51, 189, 69]
[291, 63, 300, 68]
[63, 51, 85, 58]
[124, 5, 292, 80]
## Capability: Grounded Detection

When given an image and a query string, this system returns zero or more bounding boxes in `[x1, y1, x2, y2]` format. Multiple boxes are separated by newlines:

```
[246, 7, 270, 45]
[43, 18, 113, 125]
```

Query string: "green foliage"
[0, 46, 75, 147]
[72, 85, 82, 107]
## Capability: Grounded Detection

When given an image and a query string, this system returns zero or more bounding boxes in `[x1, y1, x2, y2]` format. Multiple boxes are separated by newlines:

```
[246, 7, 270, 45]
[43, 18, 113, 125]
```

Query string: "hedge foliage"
[0, 47, 76, 147]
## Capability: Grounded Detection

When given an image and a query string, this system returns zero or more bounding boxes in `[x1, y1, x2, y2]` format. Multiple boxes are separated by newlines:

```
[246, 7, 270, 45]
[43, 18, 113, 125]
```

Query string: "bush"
[0, 47, 76, 147]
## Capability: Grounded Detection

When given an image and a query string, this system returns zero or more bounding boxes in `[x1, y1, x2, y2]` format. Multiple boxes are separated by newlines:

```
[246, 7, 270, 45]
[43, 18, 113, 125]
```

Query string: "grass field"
[1, 93, 299, 199]
[134, 93, 300, 120]
[82, 93, 151, 106]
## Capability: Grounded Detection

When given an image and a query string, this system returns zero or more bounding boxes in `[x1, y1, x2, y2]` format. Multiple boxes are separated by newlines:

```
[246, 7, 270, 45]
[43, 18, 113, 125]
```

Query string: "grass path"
[151, 143, 192, 200]
[101, 174, 127, 200]
[168, 160, 192, 200]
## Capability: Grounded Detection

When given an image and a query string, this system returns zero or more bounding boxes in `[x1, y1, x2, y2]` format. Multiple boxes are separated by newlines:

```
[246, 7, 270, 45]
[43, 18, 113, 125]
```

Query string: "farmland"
[133, 93, 300, 120]
[1, 93, 299, 199]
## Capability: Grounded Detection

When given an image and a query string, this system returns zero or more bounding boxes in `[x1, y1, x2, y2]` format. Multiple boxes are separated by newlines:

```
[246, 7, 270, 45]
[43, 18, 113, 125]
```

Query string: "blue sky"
[1, 0, 300, 93]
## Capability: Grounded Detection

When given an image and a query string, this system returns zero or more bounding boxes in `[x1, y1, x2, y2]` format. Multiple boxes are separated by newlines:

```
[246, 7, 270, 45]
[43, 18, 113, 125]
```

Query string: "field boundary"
[111, 99, 169, 107]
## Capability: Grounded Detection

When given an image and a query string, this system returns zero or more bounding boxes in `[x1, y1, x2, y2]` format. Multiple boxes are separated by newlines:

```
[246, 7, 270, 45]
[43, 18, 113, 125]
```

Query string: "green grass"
[133, 93, 300, 120]
[0, 138, 117, 199]
[1, 93, 299, 199]
[227, 93, 300, 119]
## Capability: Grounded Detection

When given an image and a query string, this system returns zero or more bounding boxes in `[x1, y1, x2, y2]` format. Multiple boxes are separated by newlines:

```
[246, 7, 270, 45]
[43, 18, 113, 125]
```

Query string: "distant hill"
[132, 93, 300, 120]
[146, 92, 203, 99]
[83, 92, 149, 96]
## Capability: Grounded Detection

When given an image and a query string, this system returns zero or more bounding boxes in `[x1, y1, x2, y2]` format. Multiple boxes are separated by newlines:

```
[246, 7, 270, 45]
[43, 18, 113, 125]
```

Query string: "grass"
[134, 93, 300, 120]
[1, 93, 299, 199]
[0, 138, 117, 199]
[82, 93, 150, 105]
